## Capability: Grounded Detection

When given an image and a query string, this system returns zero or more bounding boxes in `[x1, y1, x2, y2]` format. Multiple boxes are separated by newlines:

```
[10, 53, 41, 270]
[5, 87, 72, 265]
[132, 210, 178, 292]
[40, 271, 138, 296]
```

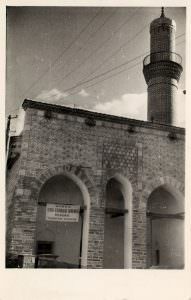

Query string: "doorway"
[147, 185, 184, 269]
[36, 175, 84, 268]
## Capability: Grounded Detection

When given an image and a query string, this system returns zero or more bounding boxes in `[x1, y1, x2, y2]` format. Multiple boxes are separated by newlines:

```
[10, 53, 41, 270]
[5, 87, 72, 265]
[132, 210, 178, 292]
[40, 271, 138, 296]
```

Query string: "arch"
[145, 177, 184, 269]
[142, 176, 184, 206]
[32, 165, 94, 268]
[104, 173, 133, 268]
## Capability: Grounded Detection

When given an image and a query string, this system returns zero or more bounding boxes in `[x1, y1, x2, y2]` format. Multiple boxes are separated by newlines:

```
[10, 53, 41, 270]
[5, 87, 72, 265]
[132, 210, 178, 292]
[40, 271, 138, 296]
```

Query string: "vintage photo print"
[1, 0, 191, 299]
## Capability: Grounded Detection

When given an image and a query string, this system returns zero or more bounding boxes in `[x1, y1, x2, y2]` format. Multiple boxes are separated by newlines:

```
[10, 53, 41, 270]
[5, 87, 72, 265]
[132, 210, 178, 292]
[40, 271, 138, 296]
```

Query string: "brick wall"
[6, 100, 185, 268]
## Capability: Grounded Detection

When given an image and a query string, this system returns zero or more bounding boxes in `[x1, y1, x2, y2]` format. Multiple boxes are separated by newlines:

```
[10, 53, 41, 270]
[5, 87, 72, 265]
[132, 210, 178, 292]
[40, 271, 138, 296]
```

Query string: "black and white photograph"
[1, 0, 191, 299]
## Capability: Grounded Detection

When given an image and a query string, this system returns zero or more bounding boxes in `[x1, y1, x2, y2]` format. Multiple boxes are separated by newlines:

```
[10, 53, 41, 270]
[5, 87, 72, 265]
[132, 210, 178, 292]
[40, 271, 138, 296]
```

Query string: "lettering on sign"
[46, 204, 80, 222]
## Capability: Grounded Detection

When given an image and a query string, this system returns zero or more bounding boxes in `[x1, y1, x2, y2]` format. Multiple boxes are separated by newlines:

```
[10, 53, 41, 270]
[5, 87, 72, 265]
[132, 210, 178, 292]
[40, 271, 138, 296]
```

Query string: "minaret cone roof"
[150, 7, 176, 30]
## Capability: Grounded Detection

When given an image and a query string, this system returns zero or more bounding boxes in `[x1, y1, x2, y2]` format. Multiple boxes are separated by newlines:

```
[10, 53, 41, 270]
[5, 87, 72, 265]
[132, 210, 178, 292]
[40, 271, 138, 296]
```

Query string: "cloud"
[78, 89, 89, 97]
[35, 88, 68, 102]
[93, 90, 185, 127]
[93, 93, 147, 121]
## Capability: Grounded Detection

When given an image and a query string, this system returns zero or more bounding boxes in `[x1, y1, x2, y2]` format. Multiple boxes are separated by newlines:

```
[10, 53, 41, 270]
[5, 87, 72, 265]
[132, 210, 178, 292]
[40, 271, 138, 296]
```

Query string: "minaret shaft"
[143, 8, 182, 125]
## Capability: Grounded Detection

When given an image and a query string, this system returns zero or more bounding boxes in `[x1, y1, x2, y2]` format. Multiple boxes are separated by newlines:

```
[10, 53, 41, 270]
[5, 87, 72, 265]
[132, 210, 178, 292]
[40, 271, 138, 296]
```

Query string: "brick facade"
[6, 100, 185, 268]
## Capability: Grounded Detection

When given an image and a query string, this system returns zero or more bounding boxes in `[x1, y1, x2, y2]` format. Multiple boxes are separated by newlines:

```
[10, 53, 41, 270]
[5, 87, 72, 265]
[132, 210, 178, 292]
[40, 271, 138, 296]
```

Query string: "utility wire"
[49, 30, 185, 91]
[176, 33, 185, 39]
[60, 52, 149, 94]
[20, 8, 139, 102]
[19, 7, 103, 100]
[44, 32, 184, 100]
[73, 24, 149, 86]
[55, 8, 118, 69]
[51, 8, 140, 84]
[86, 32, 185, 82]
[42, 54, 146, 102]
[53, 39, 186, 101]
[41, 7, 118, 91]
[54, 14, 184, 86]
[7, 36, 185, 117]
[50, 19, 148, 91]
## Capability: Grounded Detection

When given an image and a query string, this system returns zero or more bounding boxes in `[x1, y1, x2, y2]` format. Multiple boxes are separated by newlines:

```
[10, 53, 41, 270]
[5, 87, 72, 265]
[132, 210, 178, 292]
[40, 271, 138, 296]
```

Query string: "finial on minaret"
[161, 7, 165, 17]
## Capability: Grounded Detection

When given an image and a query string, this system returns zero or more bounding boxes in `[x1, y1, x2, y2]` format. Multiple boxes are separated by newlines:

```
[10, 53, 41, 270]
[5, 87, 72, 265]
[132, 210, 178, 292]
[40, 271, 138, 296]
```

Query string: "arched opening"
[103, 175, 132, 269]
[147, 185, 184, 269]
[35, 173, 90, 268]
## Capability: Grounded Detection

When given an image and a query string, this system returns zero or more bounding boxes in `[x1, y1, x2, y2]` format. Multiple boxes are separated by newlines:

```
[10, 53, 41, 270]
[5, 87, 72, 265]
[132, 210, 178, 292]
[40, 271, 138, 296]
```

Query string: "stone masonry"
[6, 99, 185, 268]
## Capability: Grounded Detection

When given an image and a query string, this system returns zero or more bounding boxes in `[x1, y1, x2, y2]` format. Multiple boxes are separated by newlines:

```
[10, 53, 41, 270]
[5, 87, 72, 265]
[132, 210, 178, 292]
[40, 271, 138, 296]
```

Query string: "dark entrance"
[147, 186, 184, 269]
[36, 175, 84, 268]
[103, 178, 127, 269]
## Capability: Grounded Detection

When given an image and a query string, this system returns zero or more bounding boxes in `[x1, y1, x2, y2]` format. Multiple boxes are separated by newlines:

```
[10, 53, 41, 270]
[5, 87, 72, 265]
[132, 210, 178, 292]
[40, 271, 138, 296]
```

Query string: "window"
[36, 241, 53, 255]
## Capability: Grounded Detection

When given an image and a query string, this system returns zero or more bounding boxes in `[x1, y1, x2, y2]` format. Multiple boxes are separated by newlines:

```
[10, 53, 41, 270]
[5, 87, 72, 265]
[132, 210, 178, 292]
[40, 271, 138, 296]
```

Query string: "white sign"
[46, 204, 80, 222]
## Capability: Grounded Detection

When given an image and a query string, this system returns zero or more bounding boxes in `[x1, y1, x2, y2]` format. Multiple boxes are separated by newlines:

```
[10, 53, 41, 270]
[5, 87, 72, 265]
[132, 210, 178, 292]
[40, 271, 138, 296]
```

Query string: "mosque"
[6, 8, 185, 268]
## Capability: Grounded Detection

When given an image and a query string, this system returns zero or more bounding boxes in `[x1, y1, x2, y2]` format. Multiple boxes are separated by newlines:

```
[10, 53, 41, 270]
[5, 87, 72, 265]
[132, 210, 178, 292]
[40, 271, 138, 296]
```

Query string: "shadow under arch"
[104, 173, 133, 268]
[145, 179, 184, 269]
[142, 176, 184, 206]
[33, 166, 92, 268]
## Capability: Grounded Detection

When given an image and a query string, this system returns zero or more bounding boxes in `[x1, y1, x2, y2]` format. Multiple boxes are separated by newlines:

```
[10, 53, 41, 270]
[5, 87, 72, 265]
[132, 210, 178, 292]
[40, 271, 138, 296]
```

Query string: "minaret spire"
[161, 7, 165, 17]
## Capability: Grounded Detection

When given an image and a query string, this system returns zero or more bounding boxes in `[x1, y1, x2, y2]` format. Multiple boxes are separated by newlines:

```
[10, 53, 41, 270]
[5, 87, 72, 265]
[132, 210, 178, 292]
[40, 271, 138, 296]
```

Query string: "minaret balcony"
[143, 51, 183, 83]
[143, 51, 182, 66]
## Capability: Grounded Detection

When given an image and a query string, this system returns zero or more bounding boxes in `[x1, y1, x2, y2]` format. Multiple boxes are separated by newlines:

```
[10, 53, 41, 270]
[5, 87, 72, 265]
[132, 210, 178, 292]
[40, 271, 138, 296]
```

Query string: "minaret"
[143, 7, 183, 125]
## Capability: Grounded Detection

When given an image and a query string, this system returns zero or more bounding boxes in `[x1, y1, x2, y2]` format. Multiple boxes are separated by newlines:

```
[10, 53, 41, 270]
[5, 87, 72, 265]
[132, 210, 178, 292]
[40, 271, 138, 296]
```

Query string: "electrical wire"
[53, 8, 141, 83]
[41, 33, 185, 102]
[38, 50, 148, 103]
[51, 39, 185, 101]
[7, 35, 185, 117]
[51, 22, 148, 91]
[19, 7, 103, 100]
[56, 8, 118, 68]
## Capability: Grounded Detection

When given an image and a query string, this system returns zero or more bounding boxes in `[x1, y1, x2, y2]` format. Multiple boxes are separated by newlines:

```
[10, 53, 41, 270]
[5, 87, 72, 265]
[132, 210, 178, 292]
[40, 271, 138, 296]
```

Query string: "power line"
[59, 29, 184, 95]
[7, 34, 185, 117]
[52, 8, 141, 83]
[60, 62, 142, 101]
[55, 15, 184, 87]
[41, 8, 118, 88]
[50, 20, 148, 92]
[42, 32, 185, 101]
[57, 7, 118, 66]
[39, 49, 148, 103]
[51, 40, 186, 101]
[84, 42, 185, 91]
[62, 52, 149, 94]
[7, 39, 185, 118]
[75, 24, 149, 85]
[82, 31, 185, 84]
[176, 33, 185, 39]
[50, 56, 146, 102]
[21, 8, 139, 101]
[20, 7, 103, 100]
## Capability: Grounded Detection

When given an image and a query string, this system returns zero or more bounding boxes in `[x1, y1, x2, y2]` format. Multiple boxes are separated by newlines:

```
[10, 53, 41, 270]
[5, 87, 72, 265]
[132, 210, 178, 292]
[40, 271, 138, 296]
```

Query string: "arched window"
[36, 174, 89, 268]
[147, 185, 184, 269]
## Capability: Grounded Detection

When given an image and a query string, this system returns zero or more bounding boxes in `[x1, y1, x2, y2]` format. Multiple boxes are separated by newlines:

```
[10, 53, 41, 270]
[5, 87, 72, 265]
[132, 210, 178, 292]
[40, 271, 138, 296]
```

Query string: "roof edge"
[22, 99, 185, 134]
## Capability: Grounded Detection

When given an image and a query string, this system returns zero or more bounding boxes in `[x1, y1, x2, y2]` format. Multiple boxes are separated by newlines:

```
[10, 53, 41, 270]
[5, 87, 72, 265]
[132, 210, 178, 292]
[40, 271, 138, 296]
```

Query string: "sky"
[6, 6, 186, 133]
